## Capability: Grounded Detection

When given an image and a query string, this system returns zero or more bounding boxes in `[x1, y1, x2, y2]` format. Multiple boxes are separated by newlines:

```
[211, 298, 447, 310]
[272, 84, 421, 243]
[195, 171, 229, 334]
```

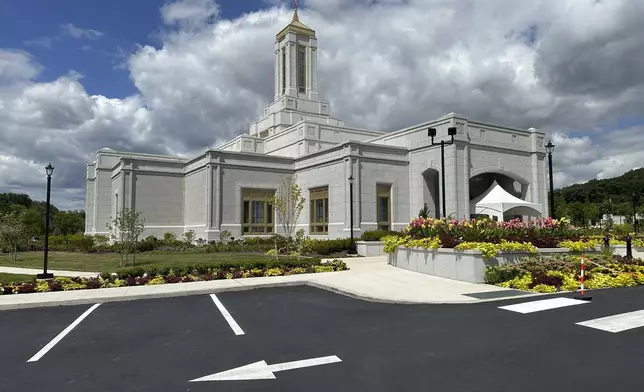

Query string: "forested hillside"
[0, 193, 85, 237]
[554, 168, 644, 225]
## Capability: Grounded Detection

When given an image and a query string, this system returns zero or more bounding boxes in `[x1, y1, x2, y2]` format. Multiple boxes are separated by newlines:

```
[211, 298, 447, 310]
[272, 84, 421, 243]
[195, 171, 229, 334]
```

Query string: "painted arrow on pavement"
[189, 355, 342, 382]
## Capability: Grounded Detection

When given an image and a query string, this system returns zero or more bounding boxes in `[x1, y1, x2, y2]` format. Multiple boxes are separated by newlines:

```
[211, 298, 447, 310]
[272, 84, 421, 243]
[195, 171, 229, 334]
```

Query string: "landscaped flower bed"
[382, 217, 611, 283]
[0, 259, 348, 295]
[382, 217, 605, 258]
[485, 254, 644, 293]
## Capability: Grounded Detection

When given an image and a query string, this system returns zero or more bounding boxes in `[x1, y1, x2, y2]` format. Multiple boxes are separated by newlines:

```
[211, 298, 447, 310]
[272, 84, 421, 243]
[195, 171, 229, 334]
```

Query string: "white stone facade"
[84, 11, 550, 241]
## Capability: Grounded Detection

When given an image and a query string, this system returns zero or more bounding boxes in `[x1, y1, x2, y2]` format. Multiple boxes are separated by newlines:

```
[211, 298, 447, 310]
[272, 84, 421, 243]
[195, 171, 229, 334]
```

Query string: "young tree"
[269, 175, 306, 253]
[183, 229, 196, 244]
[0, 210, 29, 261]
[106, 207, 145, 267]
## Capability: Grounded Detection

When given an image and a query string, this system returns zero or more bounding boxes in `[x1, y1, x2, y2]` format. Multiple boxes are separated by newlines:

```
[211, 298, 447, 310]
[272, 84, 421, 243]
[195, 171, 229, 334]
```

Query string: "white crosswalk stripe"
[576, 310, 644, 333]
[498, 297, 590, 314]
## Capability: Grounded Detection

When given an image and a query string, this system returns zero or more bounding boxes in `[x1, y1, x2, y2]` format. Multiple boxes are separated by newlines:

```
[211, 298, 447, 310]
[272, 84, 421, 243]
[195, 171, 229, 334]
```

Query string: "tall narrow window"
[376, 184, 391, 231]
[297, 45, 306, 94]
[309, 187, 328, 234]
[242, 189, 275, 234]
[281, 48, 286, 95]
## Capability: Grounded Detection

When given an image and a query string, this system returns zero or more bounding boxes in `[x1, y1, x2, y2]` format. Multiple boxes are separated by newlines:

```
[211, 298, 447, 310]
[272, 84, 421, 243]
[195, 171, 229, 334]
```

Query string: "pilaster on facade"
[206, 163, 213, 230]
[274, 46, 280, 102]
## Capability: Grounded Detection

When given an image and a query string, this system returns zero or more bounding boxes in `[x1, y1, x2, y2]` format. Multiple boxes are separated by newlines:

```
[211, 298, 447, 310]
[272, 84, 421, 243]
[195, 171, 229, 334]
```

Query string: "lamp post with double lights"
[545, 141, 556, 219]
[428, 126, 457, 218]
[37, 163, 55, 280]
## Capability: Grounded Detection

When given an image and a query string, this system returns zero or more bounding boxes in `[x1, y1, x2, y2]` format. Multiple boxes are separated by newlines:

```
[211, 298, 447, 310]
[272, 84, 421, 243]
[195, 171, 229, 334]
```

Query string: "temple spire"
[292, 0, 299, 22]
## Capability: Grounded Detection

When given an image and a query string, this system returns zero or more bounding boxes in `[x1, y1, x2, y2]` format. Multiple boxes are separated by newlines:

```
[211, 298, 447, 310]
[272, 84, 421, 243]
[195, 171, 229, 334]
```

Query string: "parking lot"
[3, 285, 644, 391]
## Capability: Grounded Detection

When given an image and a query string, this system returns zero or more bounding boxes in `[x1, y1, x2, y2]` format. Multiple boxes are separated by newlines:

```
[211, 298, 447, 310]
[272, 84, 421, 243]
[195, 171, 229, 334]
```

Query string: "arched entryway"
[469, 171, 540, 221]
[421, 168, 440, 218]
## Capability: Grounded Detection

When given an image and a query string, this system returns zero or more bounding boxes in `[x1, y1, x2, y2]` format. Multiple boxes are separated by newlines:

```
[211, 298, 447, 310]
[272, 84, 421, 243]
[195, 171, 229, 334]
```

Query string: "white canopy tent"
[470, 181, 542, 222]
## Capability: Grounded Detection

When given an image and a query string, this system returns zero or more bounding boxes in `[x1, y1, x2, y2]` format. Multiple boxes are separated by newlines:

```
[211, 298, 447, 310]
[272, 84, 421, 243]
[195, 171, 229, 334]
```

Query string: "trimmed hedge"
[0, 259, 349, 295]
[103, 257, 327, 279]
[359, 230, 403, 242]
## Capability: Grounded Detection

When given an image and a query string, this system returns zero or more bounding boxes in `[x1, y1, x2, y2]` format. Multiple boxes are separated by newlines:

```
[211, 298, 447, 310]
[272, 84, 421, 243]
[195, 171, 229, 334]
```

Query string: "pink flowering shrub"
[405, 217, 583, 248]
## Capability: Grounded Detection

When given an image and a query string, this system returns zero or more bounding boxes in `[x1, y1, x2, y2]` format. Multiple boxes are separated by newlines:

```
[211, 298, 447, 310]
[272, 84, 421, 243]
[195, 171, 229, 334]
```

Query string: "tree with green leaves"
[106, 207, 145, 267]
[0, 210, 29, 261]
[269, 175, 306, 253]
[183, 229, 196, 244]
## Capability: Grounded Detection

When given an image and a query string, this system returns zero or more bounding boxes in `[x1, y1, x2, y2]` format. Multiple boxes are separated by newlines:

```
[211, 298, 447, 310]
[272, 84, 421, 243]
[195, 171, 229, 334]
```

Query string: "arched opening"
[469, 172, 540, 222]
[422, 168, 440, 218]
[470, 172, 524, 201]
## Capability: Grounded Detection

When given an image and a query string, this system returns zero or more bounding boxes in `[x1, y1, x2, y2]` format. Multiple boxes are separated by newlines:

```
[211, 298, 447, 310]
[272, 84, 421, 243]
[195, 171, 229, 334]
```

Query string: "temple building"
[84, 7, 549, 241]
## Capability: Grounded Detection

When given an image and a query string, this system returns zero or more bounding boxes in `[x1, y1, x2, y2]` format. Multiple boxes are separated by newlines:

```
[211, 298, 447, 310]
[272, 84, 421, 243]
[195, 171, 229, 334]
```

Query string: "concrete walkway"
[0, 256, 538, 310]
[0, 266, 99, 278]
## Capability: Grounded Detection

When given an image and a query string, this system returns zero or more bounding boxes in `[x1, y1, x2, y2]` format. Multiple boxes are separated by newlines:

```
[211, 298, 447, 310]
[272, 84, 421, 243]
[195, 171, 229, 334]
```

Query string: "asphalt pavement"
[2, 285, 644, 391]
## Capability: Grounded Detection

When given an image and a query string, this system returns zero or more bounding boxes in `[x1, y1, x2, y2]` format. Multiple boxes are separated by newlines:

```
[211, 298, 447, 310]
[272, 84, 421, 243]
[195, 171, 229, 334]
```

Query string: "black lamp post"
[37, 163, 54, 280]
[595, 188, 606, 229]
[428, 126, 457, 218]
[633, 192, 640, 234]
[348, 174, 356, 254]
[545, 140, 556, 219]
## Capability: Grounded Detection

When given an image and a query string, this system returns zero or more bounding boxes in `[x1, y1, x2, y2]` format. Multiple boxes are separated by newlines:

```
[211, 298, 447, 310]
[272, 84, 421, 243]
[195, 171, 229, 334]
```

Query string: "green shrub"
[302, 238, 352, 255]
[612, 224, 633, 237]
[360, 230, 402, 242]
[484, 265, 526, 284]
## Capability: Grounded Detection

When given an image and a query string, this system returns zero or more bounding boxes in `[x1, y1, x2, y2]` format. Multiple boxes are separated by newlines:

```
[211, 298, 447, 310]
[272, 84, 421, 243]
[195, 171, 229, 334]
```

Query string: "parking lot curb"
[0, 277, 547, 311]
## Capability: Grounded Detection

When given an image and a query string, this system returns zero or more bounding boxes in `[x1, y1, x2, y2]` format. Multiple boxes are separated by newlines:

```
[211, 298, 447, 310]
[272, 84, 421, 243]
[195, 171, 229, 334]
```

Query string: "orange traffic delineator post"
[574, 254, 592, 301]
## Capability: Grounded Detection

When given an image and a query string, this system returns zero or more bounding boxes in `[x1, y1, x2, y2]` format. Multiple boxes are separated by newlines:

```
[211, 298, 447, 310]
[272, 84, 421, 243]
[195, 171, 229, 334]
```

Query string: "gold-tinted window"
[309, 187, 328, 234]
[242, 189, 275, 234]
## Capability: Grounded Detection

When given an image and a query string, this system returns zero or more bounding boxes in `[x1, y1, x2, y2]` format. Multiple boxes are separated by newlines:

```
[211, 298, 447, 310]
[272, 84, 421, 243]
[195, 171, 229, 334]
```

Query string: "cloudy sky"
[1, 0, 643, 210]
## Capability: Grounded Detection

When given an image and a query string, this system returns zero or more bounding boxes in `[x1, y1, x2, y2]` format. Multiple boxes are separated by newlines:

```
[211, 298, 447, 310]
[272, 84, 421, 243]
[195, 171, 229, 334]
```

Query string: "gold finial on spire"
[292, 0, 299, 22]
[276, 0, 314, 40]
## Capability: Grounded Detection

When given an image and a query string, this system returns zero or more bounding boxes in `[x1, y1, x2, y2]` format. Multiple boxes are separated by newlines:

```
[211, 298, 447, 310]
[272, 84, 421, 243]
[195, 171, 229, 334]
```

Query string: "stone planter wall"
[356, 241, 385, 257]
[388, 247, 600, 284]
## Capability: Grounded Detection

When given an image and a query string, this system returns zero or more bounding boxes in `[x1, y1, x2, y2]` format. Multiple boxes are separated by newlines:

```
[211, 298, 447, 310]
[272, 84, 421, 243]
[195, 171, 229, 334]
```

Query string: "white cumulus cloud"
[1, 0, 644, 209]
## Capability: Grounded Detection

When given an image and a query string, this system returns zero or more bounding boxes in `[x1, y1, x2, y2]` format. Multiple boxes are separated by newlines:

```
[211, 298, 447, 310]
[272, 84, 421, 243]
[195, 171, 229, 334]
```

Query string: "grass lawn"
[0, 251, 307, 273]
[0, 273, 35, 285]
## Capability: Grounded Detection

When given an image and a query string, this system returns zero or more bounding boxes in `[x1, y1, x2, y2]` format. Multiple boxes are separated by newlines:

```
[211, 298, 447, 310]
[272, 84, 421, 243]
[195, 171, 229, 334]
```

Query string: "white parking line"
[576, 310, 644, 333]
[27, 303, 101, 363]
[498, 297, 589, 314]
[210, 294, 245, 336]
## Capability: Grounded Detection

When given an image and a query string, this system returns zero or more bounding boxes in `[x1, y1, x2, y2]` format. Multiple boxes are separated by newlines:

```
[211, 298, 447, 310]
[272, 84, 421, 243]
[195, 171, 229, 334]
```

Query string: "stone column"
[92, 174, 98, 232]
[344, 157, 351, 231]
[274, 48, 280, 101]
[206, 164, 213, 229]
[460, 143, 470, 220]
[214, 164, 221, 231]
[355, 156, 361, 229]
[129, 168, 135, 211]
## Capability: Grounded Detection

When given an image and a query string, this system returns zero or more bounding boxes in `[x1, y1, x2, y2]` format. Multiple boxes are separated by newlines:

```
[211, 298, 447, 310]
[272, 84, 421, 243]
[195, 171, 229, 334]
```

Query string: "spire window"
[297, 45, 306, 94]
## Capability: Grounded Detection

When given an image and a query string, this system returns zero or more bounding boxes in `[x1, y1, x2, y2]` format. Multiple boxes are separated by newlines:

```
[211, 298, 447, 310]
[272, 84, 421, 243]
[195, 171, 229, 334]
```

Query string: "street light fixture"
[347, 174, 356, 254]
[37, 163, 54, 280]
[633, 192, 640, 234]
[545, 140, 556, 219]
[428, 126, 457, 218]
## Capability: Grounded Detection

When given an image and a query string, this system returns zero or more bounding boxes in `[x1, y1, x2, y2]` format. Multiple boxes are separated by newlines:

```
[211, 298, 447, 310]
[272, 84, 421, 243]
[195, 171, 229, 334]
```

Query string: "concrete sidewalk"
[0, 266, 99, 278]
[0, 256, 538, 310]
